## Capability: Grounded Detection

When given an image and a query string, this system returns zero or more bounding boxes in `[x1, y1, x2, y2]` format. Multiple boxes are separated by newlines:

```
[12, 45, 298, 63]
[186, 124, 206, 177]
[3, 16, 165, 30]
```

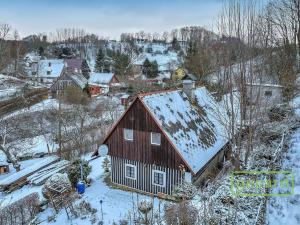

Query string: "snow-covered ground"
[37, 156, 165, 225]
[3, 98, 58, 120]
[1, 156, 164, 224]
[0, 158, 44, 208]
[266, 95, 300, 224]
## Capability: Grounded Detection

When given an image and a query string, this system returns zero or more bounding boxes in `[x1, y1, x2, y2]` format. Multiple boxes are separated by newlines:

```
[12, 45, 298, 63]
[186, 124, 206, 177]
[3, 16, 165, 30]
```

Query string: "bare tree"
[0, 23, 11, 71]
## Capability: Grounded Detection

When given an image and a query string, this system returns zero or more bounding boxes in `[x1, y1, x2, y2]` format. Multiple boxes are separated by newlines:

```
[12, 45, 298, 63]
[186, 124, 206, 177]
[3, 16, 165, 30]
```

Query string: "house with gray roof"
[93, 81, 239, 195]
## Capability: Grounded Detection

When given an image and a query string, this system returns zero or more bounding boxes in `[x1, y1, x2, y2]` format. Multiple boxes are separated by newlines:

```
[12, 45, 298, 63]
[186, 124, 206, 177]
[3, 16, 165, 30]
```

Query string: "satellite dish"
[98, 145, 108, 156]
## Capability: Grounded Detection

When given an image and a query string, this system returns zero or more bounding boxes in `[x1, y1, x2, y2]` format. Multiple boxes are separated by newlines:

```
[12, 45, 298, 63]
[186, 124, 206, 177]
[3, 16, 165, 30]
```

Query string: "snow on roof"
[245, 83, 284, 88]
[0, 156, 59, 186]
[0, 150, 8, 166]
[37, 60, 64, 78]
[89, 73, 114, 84]
[140, 88, 228, 173]
[134, 52, 178, 72]
[69, 73, 87, 89]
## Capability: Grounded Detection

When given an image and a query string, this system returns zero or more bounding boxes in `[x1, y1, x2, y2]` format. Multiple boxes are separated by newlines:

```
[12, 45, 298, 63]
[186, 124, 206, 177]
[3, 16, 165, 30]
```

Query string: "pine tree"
[113, 51, 131, 76]
[171, 37, 181, 52]
[142, 58, 152, 77]
[143, 58, 158, 78]
[95, 48, 105, 72]
[81, 60, 90, 79]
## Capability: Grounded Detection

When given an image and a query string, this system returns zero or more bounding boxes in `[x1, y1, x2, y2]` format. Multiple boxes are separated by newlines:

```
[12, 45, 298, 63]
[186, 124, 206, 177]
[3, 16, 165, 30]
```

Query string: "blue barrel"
[76, 181, 85, 194]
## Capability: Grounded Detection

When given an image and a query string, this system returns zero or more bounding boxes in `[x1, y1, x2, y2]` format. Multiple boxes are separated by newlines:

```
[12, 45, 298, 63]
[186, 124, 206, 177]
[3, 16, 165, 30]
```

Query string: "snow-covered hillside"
[266, 95, 300, 225]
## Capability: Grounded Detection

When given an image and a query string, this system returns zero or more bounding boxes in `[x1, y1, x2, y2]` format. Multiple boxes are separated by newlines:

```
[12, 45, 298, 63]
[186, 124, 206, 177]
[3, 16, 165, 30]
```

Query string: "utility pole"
[58, 90, 62, 158]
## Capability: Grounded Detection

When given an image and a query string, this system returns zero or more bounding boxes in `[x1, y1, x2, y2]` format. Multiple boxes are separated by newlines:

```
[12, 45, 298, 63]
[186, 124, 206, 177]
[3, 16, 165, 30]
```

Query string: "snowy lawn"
[37, 156, 166, 225]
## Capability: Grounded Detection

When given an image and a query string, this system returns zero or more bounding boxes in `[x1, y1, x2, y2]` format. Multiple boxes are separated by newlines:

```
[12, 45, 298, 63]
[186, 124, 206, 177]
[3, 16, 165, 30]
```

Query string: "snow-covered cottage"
[36, 59, 65, 83]
[93, 81, 233, 195]
[0, 150, 9, 174]
[245, 83, 284, 107]
[88, 72, 119, 95]
[50, 73, 87, 96]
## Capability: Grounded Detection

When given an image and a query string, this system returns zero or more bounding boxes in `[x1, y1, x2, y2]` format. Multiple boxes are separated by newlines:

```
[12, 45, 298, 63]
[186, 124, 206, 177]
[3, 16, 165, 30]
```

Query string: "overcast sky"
[0, 0, 223, 39]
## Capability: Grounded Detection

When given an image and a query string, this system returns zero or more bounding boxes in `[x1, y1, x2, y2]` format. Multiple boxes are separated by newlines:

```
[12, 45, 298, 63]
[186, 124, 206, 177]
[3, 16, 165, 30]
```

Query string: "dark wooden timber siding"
[111, 156, 183, 195]
[105, 98, 189, 171]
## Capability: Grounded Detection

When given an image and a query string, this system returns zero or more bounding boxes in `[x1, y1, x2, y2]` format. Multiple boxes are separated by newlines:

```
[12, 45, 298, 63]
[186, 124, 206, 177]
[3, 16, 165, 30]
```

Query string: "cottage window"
[151, 132, 161, 145]
[124, 129, 133, 141]
[125, 164, 136, 180]
[152, 170, 165, 187]
[264, 90, 272, 97]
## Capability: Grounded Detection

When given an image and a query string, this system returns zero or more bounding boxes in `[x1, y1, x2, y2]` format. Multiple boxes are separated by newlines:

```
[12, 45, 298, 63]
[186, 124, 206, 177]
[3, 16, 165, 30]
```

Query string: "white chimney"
[182, 80, 195, 102]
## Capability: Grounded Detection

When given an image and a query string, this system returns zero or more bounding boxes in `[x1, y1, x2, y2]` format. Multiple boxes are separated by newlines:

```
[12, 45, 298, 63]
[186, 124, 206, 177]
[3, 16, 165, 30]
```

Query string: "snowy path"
[266, 95, 300, 225]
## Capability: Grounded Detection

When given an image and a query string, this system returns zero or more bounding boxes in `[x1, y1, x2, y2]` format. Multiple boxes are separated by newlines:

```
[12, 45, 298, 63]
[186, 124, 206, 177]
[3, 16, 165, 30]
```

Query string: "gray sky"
[0, 0, 223, 39]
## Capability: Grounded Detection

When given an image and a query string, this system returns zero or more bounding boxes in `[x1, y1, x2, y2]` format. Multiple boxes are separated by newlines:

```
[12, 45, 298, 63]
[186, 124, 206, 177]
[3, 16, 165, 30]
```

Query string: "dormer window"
[151, 132, 161, 146]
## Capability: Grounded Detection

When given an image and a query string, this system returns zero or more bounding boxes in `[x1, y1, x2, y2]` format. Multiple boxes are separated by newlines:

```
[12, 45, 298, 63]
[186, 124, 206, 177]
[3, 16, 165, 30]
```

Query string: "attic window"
[124, 129, 133, 141]
[47, 70, 51, 75]
[264, 90, 272, 97]
[151, 132, 161, 146]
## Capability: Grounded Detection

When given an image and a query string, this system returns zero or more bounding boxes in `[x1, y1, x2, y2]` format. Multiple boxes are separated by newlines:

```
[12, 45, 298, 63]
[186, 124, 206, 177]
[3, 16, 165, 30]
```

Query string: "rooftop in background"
[64, 59, 84, 74]
[89, 73, 117, 85]
[37, 59, 64, 78]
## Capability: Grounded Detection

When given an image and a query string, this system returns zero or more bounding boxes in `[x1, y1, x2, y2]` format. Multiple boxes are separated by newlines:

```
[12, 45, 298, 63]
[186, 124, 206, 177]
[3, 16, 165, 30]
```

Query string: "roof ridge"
[138, 88, 179, 98]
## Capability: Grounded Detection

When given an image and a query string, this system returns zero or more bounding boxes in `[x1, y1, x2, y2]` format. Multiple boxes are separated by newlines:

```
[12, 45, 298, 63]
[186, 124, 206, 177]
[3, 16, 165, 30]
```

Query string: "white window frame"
[152, 170, 166, 187]
[125, 164, 137, 180]
[151, 132, 161, 146]
[124, 128, 133, 141]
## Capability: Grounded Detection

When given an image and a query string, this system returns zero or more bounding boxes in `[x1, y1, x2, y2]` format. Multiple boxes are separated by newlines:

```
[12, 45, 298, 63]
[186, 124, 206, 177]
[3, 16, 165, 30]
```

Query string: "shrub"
[67, 159, 91, 187]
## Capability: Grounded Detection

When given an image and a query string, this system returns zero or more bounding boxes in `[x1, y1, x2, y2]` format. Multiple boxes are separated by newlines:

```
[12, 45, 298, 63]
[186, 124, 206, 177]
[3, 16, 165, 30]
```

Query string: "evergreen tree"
[95, 48, 105, 72]
[113, 51, 131, 76]
[142, 58, 152, 77]
[143, 58, 158, 78]
[150, 60, 159, 78]
[81, 60, 90, 79]
[67, 159, 91, 187]
[38, 46, 44, 56]
[171, 37, 181, 52]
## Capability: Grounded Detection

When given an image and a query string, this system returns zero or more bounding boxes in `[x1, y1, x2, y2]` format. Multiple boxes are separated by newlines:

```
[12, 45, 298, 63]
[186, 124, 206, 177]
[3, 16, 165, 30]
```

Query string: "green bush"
[67, 159, 91, 187]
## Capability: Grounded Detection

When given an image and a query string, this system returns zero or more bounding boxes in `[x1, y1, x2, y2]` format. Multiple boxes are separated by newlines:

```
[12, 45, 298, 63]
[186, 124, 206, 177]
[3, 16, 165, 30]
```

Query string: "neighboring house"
[89, 72, 119, 87]
[0, 151, 9, 174]
[93, 81, 234, 195]
[245, 83, 284, 107]
[64, 58, 91, 79]
[133, 51, 179, 79]
[50, 72, 87, 95]
[88, 72, 119, 96]
[36, 59, 65, 83]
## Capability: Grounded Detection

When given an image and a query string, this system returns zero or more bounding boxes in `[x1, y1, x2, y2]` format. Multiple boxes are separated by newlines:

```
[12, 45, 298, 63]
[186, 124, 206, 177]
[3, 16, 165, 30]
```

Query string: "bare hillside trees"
[263, 0, 300, 98]
[0, 23, 11, 71]
[215, 0, 269, 169]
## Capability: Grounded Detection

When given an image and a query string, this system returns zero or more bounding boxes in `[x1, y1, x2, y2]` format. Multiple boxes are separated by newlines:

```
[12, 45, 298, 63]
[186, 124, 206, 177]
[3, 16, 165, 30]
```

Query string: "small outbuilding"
[245, 83, 284, 107]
